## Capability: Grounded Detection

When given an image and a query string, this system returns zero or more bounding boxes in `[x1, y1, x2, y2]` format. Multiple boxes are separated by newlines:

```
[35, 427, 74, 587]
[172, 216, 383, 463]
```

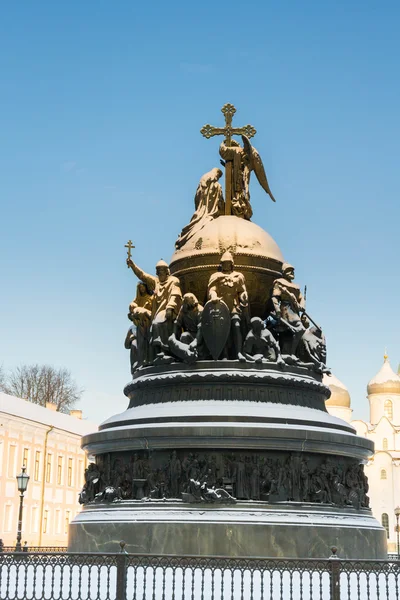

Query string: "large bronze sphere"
[170, 216, 284, 317]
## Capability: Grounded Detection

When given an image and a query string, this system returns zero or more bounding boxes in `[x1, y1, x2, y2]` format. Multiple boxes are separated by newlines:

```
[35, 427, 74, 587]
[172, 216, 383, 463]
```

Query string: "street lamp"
[15, 466, 30, 552]
[395, 506, 400, 560]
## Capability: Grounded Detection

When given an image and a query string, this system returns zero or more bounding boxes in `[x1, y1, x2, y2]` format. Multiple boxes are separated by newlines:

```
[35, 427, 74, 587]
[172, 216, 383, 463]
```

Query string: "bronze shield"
[201, 300, 231, 360]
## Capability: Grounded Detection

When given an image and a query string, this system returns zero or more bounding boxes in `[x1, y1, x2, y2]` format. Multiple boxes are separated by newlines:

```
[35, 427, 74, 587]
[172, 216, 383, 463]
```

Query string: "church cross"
[125, 240, 135, 261]
[201, 104, 256, 216]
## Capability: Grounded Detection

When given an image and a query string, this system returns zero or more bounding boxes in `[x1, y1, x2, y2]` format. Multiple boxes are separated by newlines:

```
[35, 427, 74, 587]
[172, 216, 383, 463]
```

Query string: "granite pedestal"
[69, 501, 385, 558]
[69, 362, 386, 558]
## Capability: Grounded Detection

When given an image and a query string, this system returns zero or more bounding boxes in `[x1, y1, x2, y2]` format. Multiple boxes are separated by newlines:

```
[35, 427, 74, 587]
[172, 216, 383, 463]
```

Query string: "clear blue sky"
[1, 1, 399, 424]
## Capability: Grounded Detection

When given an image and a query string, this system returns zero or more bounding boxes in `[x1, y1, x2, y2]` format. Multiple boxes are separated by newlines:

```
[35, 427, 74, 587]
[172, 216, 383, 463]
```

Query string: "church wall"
[373, 418, 396, 452]
[395, 429, 400, 452]
[326, 360, 400, 553]
[351, 420, 368, 437]
[365, 451, 396, 552]
[351, 414, 400, 552]
[369, 393, 399, 426]
[325, 405, 352, 423]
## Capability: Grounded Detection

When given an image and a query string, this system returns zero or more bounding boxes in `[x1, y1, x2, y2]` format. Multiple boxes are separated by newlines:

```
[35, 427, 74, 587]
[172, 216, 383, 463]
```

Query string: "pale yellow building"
[0, 392, 97, 547]
[324, 356, 400, 554]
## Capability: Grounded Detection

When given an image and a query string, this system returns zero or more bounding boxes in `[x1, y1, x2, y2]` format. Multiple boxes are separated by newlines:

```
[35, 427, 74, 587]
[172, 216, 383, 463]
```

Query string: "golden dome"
[170, 216, 284, 317]
[323, 374, 351, 408]
[172, 216, 284, 263]
[367, 356, 400, 395]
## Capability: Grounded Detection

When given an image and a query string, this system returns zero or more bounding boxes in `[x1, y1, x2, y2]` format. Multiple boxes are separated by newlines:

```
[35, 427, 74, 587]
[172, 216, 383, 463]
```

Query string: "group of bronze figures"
[124, 253, 329, 375]
[79, 450, 369, 509]
[124, 122, 328, 374]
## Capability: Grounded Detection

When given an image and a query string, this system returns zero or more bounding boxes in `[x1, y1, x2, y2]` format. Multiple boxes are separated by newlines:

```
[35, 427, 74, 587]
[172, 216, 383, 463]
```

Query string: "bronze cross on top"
[200, 103, 257, 215]
[125, 240, 135, 262]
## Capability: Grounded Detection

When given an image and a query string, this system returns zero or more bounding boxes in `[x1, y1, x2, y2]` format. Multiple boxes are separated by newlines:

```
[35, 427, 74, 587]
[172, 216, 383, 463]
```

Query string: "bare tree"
[0, 365, 7, 392]
[1, 364, 82, 413]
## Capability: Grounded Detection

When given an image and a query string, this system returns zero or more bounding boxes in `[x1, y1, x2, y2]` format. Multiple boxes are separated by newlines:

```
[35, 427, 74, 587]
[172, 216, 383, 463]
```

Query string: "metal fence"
[0, 544, 399, 600]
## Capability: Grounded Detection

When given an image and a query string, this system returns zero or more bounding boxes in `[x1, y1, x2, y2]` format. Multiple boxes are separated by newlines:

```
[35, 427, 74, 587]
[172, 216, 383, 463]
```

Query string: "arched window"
[382, 513, 390, 538]
[384, 400, 393, 420]
[383, 438, 388, 450]
[381, 469, 387, 480]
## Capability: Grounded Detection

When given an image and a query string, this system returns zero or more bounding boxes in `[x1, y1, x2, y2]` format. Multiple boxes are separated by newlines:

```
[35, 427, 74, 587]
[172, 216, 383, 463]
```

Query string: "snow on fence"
[0, 548, 399, 600]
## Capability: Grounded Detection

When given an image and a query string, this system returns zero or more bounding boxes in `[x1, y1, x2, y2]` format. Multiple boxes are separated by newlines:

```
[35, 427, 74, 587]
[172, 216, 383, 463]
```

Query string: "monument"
[69, 104, 386, 558]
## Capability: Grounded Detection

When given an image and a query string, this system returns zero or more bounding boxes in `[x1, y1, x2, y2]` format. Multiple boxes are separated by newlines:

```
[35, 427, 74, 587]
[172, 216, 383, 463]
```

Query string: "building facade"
[0, 392, 97, 547]
[324, 356, 400, 554]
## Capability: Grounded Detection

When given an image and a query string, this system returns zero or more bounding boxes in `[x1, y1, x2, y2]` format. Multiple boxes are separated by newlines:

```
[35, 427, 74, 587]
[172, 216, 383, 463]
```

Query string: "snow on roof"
[0, 392, 98, 436]
[323, 373, 349, 392]
[368, 357, 400, 392]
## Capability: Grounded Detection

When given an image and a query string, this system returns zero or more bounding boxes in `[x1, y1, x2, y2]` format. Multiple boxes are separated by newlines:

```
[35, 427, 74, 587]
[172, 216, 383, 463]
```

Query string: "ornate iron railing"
[0, 544, 399, 599]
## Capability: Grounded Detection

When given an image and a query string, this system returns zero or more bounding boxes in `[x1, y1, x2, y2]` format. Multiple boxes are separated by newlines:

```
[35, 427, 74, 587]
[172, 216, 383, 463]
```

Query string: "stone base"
[69, 501, 386, 559]
[76, 364, 381, 559]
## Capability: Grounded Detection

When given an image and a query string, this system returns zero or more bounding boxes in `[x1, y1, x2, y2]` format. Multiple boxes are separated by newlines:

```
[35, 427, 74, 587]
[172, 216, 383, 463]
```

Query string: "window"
[55, 510, 61, 534]
[382, 513, 390, 538]
[34, 451, 41, 481]
[7, 445, 16, 477]
[57, 457, 63, 485]
[384, 400, 393, 420]
[383, 438, 388, 450]
[4, 505, 12, 532]
[46, 454, 52, 483]
[64, 511, 70, 534]
[68, 458, 73, 486]
[23, 448, 29, 468]
[381, 469, 387, 480]
[43, 510, 48, 534]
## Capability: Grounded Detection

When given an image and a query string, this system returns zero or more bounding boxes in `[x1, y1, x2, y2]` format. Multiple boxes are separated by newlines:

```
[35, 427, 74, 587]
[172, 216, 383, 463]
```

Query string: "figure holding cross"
[126, 254, 182, 365]
[201, 103, 276, 220]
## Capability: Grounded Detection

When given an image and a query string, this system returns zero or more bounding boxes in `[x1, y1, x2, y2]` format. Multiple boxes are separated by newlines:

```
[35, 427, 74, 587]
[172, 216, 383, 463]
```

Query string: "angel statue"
[175, 168, 224, 250]
[219, 135, 275, 220]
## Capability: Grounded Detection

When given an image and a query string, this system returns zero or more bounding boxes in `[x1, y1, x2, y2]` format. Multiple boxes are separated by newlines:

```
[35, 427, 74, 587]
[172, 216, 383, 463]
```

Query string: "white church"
[324, 355, 400, 554]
